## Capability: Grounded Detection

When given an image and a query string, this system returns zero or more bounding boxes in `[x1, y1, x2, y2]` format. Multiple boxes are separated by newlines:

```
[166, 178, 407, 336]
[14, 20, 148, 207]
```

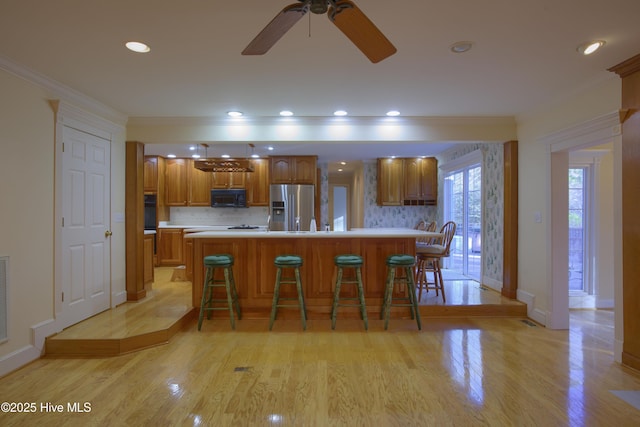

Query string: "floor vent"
[521, 319, 537, 327]
[0, 256, 7, 341]
[234, 367, 251, 372]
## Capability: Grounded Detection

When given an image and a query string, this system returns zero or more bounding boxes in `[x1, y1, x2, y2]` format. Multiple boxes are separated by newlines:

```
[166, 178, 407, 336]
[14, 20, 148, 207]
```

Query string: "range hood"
[193, 158, 255, 173]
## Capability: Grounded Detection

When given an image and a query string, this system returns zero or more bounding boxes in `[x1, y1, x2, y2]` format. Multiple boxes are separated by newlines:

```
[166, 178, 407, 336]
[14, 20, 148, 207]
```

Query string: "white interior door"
[60, 125, 111, 327]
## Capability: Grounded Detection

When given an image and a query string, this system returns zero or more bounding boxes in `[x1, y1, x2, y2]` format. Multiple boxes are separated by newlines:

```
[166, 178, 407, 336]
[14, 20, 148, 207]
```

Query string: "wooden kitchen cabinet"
[164, 158, 188, 206]
[246, 158, 270, 206]
[157, 228, 184, 266]
[143, 156, 158, 193]
[377, 158, 403, 206]
[403, 157, 437, 205]
[270, 156, 317, 185]
[212, 170, 246, 189]
[144, 233, 155, 284]
[188, 160, 213, 206]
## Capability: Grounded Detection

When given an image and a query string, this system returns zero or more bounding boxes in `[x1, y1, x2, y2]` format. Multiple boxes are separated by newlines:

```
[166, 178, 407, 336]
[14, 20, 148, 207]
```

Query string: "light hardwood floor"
[0, 271, 638, 425]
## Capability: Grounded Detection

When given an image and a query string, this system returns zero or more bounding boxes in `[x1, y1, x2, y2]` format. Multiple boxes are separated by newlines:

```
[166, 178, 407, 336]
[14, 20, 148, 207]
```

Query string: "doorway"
[442, 151, 482, 281]
[56, 124, 112, 329]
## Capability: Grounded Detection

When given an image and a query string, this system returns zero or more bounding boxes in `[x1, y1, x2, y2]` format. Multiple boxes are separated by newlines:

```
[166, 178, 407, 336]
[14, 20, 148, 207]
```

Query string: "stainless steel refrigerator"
[269, 184, 315, 231]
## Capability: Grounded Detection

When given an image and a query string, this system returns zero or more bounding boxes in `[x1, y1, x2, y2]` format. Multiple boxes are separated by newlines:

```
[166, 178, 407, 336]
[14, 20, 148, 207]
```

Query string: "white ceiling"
[1, 0, 638, 164]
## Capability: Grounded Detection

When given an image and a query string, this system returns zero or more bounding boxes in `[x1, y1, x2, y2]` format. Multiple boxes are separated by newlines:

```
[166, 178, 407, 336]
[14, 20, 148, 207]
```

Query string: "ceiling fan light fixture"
[310, 0, 328, 14]
[450, 41, 473, 54]
[577, 40, 605, 55]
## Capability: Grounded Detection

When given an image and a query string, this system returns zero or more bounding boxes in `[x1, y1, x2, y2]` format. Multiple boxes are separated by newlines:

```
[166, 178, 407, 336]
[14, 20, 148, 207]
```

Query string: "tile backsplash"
[169, 206, 270, 226]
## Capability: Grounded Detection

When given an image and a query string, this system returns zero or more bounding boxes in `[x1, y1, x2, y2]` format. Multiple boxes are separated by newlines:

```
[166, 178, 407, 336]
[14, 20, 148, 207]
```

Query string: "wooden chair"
[415, 221, 456, 302]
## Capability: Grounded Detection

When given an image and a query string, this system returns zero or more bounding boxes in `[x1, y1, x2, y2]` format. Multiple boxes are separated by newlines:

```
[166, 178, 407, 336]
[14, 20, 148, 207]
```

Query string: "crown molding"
[0, 54, 127, 127]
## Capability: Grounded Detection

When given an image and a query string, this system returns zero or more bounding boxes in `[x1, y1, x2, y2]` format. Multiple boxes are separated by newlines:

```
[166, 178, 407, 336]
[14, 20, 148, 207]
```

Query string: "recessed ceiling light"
[450, 41, 473, 54]
[251, 154, 260, 158]
[386, 110, 400, 116]
[267, 146, 274, 151]
[577, 40, 605, 55]
[167, 154, 176, 158]
[125, 41, 150, 53]
[227, 111, 243, 117]
[340, 161, 346, 165]
[189, 146, 196, 151]
[221, 154, 230, 158]
[279, 110, 294, 116]
[192, 154, 201, 159]
[334, 110, 348, 116]
[338, 168, 343, 172]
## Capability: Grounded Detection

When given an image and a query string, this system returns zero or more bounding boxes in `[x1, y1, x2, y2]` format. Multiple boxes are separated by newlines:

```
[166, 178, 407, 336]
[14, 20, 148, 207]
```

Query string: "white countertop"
[184, 228, 443, 239]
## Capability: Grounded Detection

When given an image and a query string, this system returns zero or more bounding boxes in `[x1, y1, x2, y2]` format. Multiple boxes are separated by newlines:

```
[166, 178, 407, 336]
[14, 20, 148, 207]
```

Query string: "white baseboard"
[596, 298, 614, 309]
[517, 289, 546, 325]
[482, 277, 501, 292]
[0, 345, 41, 378]
[112, 290, 127, 307]
[0, 318, 61, 378]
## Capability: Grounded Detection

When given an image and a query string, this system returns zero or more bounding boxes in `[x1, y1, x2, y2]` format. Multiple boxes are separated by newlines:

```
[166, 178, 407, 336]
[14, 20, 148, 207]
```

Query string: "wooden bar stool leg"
[197, 267, 213, 331]
[356, 267, 368, 330]
[294, 267, 307, 330]
[269, 267, 282, 331]
[383, 268, 395, 330]
[405, 266, 422, 330]
[223, 268, 236, 329]
[331, 267, 344, 330]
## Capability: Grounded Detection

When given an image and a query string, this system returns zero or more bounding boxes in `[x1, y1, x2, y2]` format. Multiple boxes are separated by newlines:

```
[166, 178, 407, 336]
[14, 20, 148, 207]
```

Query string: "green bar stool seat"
[197, 254, 241, 330]
[331, 254, 368, 330]
[381, 254, 422, 330]
[270, 255, 307, 330]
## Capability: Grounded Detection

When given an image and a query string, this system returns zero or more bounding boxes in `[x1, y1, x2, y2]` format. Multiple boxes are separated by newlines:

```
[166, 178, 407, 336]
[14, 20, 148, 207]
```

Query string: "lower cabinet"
[158, 228, 184, 266]
[144, 234, 155, 284]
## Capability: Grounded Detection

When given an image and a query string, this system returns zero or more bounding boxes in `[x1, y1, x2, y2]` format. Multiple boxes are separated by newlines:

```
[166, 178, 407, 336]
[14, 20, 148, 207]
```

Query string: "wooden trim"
[502, 140, 518, 299]
[125, 141, 146, 301]
[608, 53, 640, 78]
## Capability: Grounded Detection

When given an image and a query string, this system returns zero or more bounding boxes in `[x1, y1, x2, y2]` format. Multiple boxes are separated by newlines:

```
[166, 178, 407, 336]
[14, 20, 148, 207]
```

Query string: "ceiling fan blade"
[328, 0, 396, 63]
[242, 3, 309, 55]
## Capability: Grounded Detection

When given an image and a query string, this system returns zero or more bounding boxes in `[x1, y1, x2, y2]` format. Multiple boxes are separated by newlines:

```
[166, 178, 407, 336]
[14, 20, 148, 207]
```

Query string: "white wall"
[516, 77, 621, 324]
[0, 67, 127, 375]
[0, 69, 55, 362]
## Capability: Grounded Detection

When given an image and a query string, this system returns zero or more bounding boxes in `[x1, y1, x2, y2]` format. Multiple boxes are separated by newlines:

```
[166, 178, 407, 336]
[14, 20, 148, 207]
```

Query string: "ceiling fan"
[241, 0, 396, 63]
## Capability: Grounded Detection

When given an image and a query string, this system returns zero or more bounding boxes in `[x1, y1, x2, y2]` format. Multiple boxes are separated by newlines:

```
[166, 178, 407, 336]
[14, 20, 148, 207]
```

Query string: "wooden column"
[609, 53, 640, 371]
[502, 140, 518, 299]
[125, 141, 146, 301]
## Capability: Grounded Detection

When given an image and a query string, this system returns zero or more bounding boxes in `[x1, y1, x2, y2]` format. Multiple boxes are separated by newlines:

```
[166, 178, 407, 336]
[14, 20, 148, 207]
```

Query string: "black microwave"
[210, 189, 247, 208]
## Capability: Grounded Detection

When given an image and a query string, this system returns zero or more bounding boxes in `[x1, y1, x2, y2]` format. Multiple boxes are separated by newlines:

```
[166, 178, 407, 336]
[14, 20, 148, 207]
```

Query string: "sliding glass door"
[443, 157, 482, 280]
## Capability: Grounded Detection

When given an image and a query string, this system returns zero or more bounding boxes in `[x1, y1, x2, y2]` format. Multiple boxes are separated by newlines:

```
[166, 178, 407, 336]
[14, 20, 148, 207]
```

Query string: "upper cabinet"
[402, 157, 437, 205]
[188, 160, 213, 206]
[212, 170, 246, 189]
[270, 156, 317, 185]
[377, 157, 438, 206]
[143, 156, 158, 193]
[165, 158, 188, 206]
[377, 158, 403, 206]
[246, 158, 270, 206]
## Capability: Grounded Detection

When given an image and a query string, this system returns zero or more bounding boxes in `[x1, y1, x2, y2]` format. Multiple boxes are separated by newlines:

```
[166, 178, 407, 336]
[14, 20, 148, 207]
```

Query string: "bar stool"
[197, 254, 241, 331]
[269, 255, 307, 330]
[381, 254, 422, 330]
[331, 254, 368, 330]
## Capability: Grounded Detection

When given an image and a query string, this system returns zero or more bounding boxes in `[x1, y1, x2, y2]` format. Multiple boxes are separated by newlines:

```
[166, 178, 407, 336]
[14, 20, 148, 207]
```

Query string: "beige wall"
[0, 69, 55, 358]
[0, 68, 127, 374]
[516, 77, 621, 323]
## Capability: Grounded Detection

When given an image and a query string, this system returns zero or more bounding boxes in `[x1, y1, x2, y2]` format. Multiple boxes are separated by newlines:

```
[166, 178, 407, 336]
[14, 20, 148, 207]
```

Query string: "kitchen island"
[185, 229, 442, 320]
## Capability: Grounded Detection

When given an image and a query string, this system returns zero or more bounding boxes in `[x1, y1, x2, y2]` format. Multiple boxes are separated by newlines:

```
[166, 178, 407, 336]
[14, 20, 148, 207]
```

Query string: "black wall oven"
[144, 194, 157, 230]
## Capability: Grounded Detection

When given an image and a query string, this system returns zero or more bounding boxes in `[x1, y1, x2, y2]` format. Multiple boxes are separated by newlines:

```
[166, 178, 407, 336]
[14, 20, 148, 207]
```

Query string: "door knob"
[105, 230, 113, 237]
